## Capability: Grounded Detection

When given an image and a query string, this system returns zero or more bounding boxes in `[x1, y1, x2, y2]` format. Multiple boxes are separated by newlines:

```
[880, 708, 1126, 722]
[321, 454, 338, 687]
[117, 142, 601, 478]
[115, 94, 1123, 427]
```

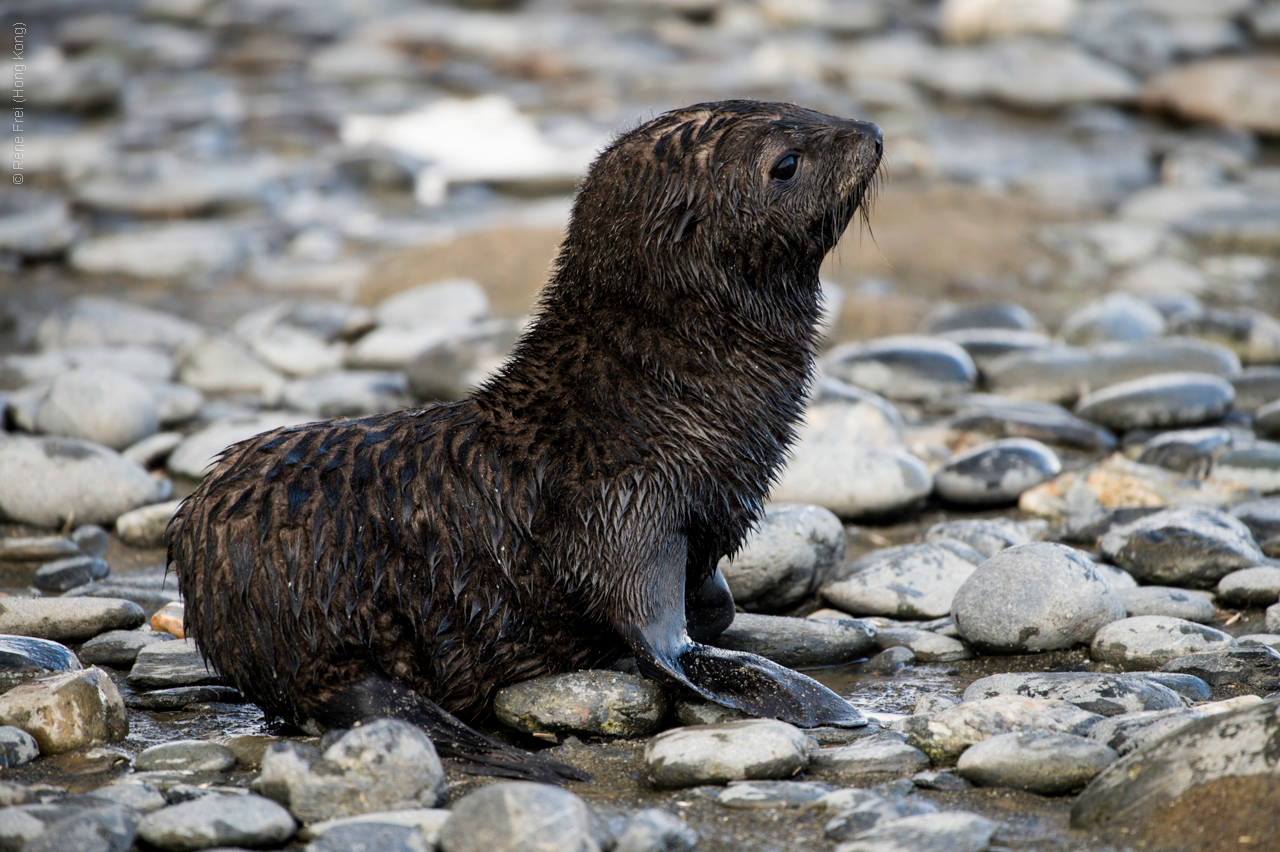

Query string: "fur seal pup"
[169, 100, 883, 781]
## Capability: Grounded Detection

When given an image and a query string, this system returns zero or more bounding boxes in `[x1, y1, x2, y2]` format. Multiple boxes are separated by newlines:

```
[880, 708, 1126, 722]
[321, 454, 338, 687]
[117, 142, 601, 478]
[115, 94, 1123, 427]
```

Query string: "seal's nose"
[843, 119, 883, 155]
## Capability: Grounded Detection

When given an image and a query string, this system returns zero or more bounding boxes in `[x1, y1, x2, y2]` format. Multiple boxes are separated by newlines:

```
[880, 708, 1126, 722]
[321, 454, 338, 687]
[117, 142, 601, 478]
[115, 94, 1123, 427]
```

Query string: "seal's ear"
[611, 537, 866, 728]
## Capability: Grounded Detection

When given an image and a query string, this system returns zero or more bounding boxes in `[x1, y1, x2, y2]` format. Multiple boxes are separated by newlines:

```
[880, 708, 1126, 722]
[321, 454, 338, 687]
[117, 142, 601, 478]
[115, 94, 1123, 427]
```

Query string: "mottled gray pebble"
[72, 524, 109, 558]
[821, 542, 979, 620]
[23, 804, 137, 852]
[0, 635, 81, 672]
[823, 336, 977, 402]
[1159, 646, 1280, 693]
[869, 626, 973, 662]
[1098, 507, 1265, 587]
[811, 735, 930, 777]
[437, 782, 605, 852]
[1216, 565, 1280, 606]
[716, 780, 832, 809]
[645, 720, 810, 788]
[1136, 427, 1232, 476]
[923, 518, 1044, 559]
[713, 613, 875, 668]
[128, 639, 223, 690]
[1118, 586, 1215, 622]
[0, 436, 163, 528]
[307, 822, 429, 852]
[32, 555, 110, 592]
[1228, 497, 1280, 541]
[115, 500, 180, 548]
[962, 672, 1184, 716]
[0, 668, 128, 754]
[137, 793, 295, 852]
[32, 367, 160, 451]
[956, 731, 1116, 794]
[135, 741, 237, 773]
[934, 438, 1061, 505]
[719, 503, 844, 612]
[903, 697, 1103, 765]
[125, 685, 244, 710]
[0, 725, 39, 769]
[834, 811, 998, 852]
[951, 543, 1125, 654]
[90, 778, 169, 813]
[772, 444, 933, 520]
[493, 671, 667, 738]
[1090, 616, 1237, 670]
[613, 808, 697, 852]
[823, 795, 938, 842]
[0, 536, 80, 562]
[36, 297, 202, 356]
[1074, 372, 1235, 431]
[1058, 293, 1166, 346]
[298, 809, 451, 844]
[0, 597, 145, 642]
[862, 646, 914, 674]
[1212, 442, 1280, 494]
[912, 770, 972, 791]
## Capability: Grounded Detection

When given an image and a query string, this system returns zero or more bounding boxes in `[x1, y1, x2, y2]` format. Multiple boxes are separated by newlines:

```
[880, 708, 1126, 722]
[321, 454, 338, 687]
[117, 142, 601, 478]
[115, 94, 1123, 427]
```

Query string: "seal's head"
[552, 101, 883, 322]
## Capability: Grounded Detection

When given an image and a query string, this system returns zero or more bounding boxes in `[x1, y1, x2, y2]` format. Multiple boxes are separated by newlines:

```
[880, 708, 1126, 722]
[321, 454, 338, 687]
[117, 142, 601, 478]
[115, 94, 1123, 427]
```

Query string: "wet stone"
[128, 639, 222, 689]
[1213, 442, 1280, 493]
[1252, 398, 1280, 440]
[821, 541, 980, 620]
[935, 328, 1057, 371]
[125, 685, 243, 711]
[645, 720, 811, 788]
[951, 542, 1125, 654]
[715, 780, 832, 809]
[771, 444, 933, 520]
[308, 822, 430, 852]
[1058, 293, 1167, 346]
[720, 502, 845, 613]
[933, 438, 1061, 506]
[956, 731, 1116, 795]
[0, 668, 128, 754]
[0, 597, 145, 642]
[834, 811, 998, 852]
[0, 436, 164, 529]
[823, 335, 977, 402]
[903, 697, 1104, 765]
[22, 804, 137, 852]
[946, 398, 1118, 452]
[32, 368, 160, 451]
[72, 525, 109, 559]
[32, 556, 110, 593]
[0, 536, 80, 562]
[961, 673, 1185, 717]
[1216, 565, 1280, 606]
[869, 626, 973, 663]
[613, 808, 697, 852]
[137, 793, 296, 852]
[672, 699, 748, 727]
[862, 646, 915, 674]
[437, 782, 604, 852]
[923, 518, 1044, 559]
[90, 778, 168, 813]
[1090, 616, 1237, 670]
[912, 770, 972, 792]
[1159, 646, 1280, 694]
[921, 302, 1039, 334]
[1118, 587, 1216, 623]
[1074, 372, 1235, 431]
[0, 726, 39, 769]
[823, 795, 938, 842]
[493, 671, 667, 738]
[78, 630, 172, 669]
[810, 735, 931, 777]
[1169, 307, 1280, 365]
[1098, 507, 1265, 587]
[0, 635, 81, 672]
[135, 741, 237, 773]
[1136, 427, 1233, 476]
[713, 613, 875, 668]
[255, 719, 446, 823]
[115, 501, 180, 549]
[1229, 366, 1280, 412]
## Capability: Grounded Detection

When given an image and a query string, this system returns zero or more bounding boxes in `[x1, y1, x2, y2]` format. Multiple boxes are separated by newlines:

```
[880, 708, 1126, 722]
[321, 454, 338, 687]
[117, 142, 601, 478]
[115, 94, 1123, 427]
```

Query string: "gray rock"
[921, 302, 1038, 334]
[255, 719, 446, 823]
[0, 435, 163, 528]
[35, 298, 202, 355]
[308, 822, 430, 852]
[374, 279, 490, 329]
[70, 222, 246, 280]
[1216, 565, 1280, 606]
[811, 735, 930, 777]
[1269, 602, 1280, 633]
[0, 635, 81, 672]
[716, 780, 832, 809]
[984, 337, 1240, 405]
[862, 646, 914, 674]
[923, 518, 1044, 559]
[32, 556, 109, 592]
[115, 500, 180, 548]
[1072, 698, 1280, 826]
[935, 328, 1057, 371]
[0, 347, 177, 389]
[712, 613, 875, 668]
[1214, 442, 1280, 493]
[75, 158, 274, 217]
[1059, 293, 1167, 346]
[1159, 646, 1280, 693]
[493, 671, 667, 738]
[1074, 372, 1235, 431]
[1229, 366, 1280, 411]
[135, 741, 237, 773]
[823, 336, 977, 402]
[951, 542, 1125, 654]
[1252, 398, 1280, 441]
[945, 396, 1118, 451]
[233, 307, 348, 378]
[22, 805, 137, 852]
[823, 795, 938, 842]
[32, 368, 160, 451]
[933, 438, 1061, 505]
[73, 524, 109, 558]
[1090, 616, 1237, 670]
[645, 720, 811, 788]
[672, 699, 748, 727]
[1239, 634, 1280, 651]
[150, 386, 203, 428]
[281, 371, 411, 417]
[65, 581, 182, 616]
[772, 445, 933, 520]
[90, 778, 168, 813]
[1136, 427, 1233, 476]
[0, 535, 80, 562]
[911, 770, 972, 792]
[903, 697, 1103, 765]
[1170, 307, 1280, 365]
[0, 597, 144, 642]
[137, 793, 296, 852]
[956, 731, 1116, 795]
[613, 808, 697, 852]
[0, 726, 38, 769]
[719, 503, 845, 612]
[0, 192, 77, 257]
[1092, 562, 1139, 591]
[405, 320, 524, 401]
[125, 685, 243, 711]
[298, 809, 451, 844]
[0, 667, 128, 754]
[1118, 586, 1216, 622]
[167, 413, 311, 480]
[869, 626, 973, 662]
[78, 630, 172, 669]
[0, 805, 51, 848]
[834, 810, 999, 852]
[174, 333, 285, 397]
[1127, 672, 1211, 704]
[128, 639, 223, 690]
[123, 432, 184, 468]
[821, 542, 980, 620]
[437, 782, 605, 852]
[961, 673, 1185, 716]
[1099, 507, 1266, 587]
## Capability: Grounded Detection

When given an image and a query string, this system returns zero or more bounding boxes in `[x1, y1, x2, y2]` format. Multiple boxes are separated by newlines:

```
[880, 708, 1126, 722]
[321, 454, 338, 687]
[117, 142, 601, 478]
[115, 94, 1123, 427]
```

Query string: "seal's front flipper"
[309, 673, 590, 784]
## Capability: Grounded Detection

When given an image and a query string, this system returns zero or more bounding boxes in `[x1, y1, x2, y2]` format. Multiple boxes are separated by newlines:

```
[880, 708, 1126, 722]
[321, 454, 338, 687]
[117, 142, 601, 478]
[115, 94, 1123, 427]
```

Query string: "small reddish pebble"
[150, 601, 185, 639]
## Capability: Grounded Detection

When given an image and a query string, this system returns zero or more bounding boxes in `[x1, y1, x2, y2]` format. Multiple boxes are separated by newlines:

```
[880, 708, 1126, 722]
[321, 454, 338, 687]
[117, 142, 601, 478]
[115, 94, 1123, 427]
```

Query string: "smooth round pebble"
[32, 555, 109, 592]
[33, 367, 160, 450]
[116, 500, 181, 548]
[1206, 443, 1280, 494]
[810, 736, 930, 776]
[135, 740, 237, 773]
[922, 301, 1038, 334]
[1058, 293, 1166, 346]
[1228, 497, 1280, 540]
[1216, 566, 1280, 607]
[437, 782, 604, 852]
[645, 720, 810, 788]
[308, 822, 430, 852]
[924, 518, 1043, 559]
[1074, 372, 1235, 431]
[1098, 507, 1265, 587]
[0, 635, 81, 672]
[716, 780, 832, 809]
[934, 438, 1061, 506]
[821, 542, 980, 620]
[962, 672, 1184, 716]
[21, 805, 138, 852]
[823, 335, 977, 402]
[951, 543, 1125, 653]
[78, 629, 172, 668]
[771, 444, 933, 520]
[1090, 616, 1237, 670]
[956, 731, 1116, 794]
[712, 612, 874, 668]
[1136, 427, 1232, 476]
[138, 793, 296, 852]
[0, 725, 39, 769]
[1118, 586, 1216, 622]
[493, 671, 667, 738]
[719, 502, 845, 612]
[0, 597, 145, 642]
[613, 808, 697, 852]
[0, 667, 128, 754]
[834, 811, 998, 852]
[902, 697, 1103, 765]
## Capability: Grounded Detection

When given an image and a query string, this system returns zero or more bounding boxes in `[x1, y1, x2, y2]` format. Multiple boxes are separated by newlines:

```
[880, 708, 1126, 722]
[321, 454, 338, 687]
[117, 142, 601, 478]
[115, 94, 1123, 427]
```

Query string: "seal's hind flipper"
[311, 674, 590, 784]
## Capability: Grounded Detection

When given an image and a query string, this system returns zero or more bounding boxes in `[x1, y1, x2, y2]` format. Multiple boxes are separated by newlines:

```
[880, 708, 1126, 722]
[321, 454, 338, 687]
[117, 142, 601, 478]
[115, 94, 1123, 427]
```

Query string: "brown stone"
[1142, 58, 1280, 135]
[0, 667, 128, 754]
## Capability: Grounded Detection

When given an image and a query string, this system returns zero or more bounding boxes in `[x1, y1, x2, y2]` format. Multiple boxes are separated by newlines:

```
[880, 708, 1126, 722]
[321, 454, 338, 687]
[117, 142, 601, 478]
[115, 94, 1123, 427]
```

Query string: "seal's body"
[170, 101, 883, 780]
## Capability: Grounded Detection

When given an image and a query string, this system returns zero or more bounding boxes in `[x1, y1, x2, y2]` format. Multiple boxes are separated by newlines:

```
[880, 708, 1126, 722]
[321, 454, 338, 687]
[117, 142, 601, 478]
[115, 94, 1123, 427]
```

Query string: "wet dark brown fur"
[169, 101, 883, 781]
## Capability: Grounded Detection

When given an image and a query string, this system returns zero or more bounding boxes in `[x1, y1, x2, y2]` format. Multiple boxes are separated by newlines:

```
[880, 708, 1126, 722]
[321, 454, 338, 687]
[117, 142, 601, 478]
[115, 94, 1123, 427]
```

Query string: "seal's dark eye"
[771, 153, 799, 182]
